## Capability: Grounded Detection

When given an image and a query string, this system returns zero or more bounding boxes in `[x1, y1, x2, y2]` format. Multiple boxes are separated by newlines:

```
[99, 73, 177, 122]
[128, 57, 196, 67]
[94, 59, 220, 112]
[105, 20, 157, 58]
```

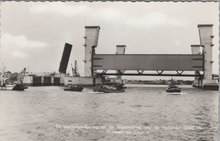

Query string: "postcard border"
[0, 0, 219, 140]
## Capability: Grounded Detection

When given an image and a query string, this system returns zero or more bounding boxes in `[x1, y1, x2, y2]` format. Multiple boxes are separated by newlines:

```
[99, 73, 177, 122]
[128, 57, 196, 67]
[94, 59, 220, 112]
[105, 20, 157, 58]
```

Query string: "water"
[0, 85, 218, 141]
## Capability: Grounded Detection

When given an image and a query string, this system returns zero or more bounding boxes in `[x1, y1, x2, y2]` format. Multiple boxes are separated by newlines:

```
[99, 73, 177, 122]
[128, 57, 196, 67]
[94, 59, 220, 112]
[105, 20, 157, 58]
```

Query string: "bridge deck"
[93, 54, 204, 71]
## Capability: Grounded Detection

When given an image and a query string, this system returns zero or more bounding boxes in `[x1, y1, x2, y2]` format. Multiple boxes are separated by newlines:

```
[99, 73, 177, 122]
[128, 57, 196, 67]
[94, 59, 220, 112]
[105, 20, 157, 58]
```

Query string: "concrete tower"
[84, 26, 100, 77]
[198, 24, 218, 90]
[116, 45, 126, 54]
[116, 45, 126, 83]
[191, 45, 201, 55]
[191, 44, 202, 87]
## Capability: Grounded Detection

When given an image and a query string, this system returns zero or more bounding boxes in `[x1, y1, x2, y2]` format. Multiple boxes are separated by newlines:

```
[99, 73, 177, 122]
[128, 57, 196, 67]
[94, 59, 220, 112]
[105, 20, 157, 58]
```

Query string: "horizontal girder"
[96, 73, 203, 77]
[93, 54, 204, 71]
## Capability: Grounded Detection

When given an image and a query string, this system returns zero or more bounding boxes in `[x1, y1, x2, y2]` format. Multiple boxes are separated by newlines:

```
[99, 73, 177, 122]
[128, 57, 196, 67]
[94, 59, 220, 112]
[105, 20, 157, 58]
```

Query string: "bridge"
[93, 54, 203, 76]
[65, 25, 218, 90]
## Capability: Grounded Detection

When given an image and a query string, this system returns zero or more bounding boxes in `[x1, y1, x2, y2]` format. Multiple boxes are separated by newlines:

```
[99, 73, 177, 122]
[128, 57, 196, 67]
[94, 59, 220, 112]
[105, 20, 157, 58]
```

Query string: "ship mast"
[71, 63, 75, 76]
[0, 66, 8, 86]
[0, 66, 3, 86]
[75, 60, 80, 77]
[71, 60, 80, 77]
[18, 68, 26, 84]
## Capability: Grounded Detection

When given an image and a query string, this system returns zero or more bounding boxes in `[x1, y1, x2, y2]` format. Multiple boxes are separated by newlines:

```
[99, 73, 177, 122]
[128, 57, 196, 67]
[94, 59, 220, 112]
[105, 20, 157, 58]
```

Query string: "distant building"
[23, 72, 66, 86]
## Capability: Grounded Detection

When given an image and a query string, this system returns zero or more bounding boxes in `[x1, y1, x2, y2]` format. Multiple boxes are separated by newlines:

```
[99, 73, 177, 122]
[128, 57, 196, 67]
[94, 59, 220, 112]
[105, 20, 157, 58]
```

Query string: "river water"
[0, 85, 218, 141]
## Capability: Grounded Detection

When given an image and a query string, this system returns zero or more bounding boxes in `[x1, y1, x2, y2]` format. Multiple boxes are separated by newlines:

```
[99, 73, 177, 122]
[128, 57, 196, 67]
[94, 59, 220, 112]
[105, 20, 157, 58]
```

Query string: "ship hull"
[63, 76, 102, 86]
[0, 85, 14, 90]
[64, 85, 83, 92]
[93, 85, 126, 93]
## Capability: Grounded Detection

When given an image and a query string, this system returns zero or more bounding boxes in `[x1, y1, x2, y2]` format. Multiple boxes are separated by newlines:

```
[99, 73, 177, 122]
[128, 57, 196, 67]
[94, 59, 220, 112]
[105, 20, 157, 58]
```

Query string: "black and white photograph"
[0, 1, 219, 141]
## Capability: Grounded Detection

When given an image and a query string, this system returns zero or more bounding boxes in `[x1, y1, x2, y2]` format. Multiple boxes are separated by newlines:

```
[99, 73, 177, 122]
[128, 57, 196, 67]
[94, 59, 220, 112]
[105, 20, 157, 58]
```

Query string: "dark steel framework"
[96, 72, 203, 77]
[92, 54, 204, 77]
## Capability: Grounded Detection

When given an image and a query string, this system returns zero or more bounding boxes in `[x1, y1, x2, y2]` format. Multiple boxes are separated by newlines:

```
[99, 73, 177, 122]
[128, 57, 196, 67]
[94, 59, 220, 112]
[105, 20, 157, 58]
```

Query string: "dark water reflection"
[0, 85, 218, 141]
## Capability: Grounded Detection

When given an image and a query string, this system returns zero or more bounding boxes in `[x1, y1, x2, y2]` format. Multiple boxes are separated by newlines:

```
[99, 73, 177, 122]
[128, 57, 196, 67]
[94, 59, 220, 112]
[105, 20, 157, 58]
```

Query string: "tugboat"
[12, 83, 28, 91]
[12, 68, 28, 91]
[166, 79, 181, 93]
[64, 85, 83, 92]
[93, 83, 126, 93]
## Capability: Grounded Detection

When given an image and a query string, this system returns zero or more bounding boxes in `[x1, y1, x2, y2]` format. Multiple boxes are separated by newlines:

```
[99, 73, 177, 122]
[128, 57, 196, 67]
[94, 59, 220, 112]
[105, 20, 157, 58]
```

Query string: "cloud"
[91, 8, 126, 21]
[30, 2, 90, 17]
[1, 33, 48, 59]
[125, 12, 190, 28]
[1, 33, 48, 50]
[30, 4, 189, 28]
[12, 51, 28, 58]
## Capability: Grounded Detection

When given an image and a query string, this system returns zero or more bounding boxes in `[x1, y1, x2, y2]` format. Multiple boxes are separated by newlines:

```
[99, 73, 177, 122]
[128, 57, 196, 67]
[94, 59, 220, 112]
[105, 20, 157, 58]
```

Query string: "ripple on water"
[0, 85, 217, 141]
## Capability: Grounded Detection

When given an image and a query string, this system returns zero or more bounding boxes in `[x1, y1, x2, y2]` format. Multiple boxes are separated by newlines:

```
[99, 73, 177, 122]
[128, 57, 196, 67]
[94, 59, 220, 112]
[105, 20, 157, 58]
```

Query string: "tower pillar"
[116, 45, 126, 83]
[198, 24, 218, 90]
[84, 26, 100, 77]
[191, 44, 202, 87]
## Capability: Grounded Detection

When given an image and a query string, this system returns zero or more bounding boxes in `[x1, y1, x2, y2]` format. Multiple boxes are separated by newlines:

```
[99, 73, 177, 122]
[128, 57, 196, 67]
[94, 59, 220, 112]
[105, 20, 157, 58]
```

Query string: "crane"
[18, 68, 26, 84]
[71, 60, 80, 77]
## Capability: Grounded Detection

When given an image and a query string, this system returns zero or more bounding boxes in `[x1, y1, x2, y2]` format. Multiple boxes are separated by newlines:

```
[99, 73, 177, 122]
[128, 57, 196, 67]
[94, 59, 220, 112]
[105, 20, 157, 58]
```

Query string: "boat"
[0, 82, 28, 91]
[93, 84, 126, 93]
[166, 86, 181, 93]
[64, 85, 83, 92]
[0, 84, 14, 90]
[12, 84, 28, 91]
[0, 83, 28, 91]
[0, 75, 15, 90]
[166, 79, 181, 93]
[12, 68, 28, 91]
[0, 68, 28, 91]
[0, 68, 13, 90]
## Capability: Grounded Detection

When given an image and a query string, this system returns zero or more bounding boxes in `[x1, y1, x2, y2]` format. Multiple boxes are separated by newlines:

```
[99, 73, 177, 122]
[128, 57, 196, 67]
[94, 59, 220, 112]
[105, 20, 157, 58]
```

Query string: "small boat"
[64, 85, 83, 92]
[0, 83, 28, 91]
[0, 84, 14, 90]
[166, 79, 181, 93]
[93, 84, 126, 93]
[166, 86, 181, 93]
[0, 76, 14, 90]
[0, 68, 28, 91]
[12, 84, 28, 91]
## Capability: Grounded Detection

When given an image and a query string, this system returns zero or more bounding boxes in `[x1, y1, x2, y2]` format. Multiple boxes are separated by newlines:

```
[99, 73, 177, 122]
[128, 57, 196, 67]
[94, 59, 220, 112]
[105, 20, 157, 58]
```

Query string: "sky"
[0, 2, 219, 79]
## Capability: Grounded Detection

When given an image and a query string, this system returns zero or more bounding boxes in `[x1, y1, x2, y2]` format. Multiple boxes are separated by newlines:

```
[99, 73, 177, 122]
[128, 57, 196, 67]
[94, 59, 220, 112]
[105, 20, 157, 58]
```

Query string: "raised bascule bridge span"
[80, 24, 218, 90]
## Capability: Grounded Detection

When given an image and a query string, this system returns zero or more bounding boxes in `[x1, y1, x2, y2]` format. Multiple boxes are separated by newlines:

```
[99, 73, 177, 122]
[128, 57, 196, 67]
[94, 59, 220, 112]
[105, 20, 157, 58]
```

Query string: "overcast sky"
[1, 2, 219, 77]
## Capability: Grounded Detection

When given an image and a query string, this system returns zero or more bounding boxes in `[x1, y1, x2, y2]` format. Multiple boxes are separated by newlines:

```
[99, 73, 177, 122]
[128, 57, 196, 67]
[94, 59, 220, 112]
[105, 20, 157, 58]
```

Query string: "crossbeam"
[93, 54, 204, 71]
[96, 73, 203, 77]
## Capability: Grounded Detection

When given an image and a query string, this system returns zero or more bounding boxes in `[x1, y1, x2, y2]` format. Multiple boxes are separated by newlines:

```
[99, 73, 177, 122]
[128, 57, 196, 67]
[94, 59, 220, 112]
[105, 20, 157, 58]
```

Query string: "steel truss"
[96, 70, 203, 77]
